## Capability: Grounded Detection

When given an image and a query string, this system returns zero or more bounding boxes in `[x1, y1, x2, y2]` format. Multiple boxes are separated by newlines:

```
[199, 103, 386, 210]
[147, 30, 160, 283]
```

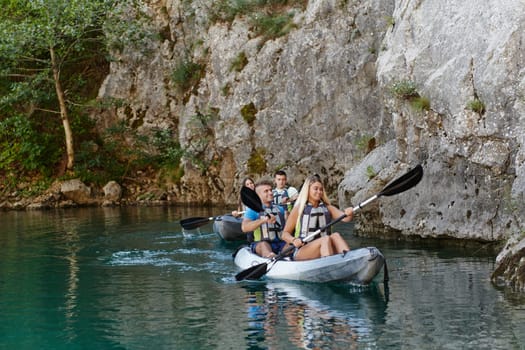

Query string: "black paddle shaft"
[180, 216, 217, 230]
[353, 164, 423, 211]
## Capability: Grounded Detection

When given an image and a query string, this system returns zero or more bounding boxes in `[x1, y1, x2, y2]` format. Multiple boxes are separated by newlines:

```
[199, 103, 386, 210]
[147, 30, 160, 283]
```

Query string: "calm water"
[1, 206, 524, 349]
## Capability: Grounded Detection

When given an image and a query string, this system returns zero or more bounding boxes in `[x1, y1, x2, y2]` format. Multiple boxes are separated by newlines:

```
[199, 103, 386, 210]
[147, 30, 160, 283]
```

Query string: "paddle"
[240, 186, 264, 213]
[180, 212, 244, 230]
[235, 164, 423, 281]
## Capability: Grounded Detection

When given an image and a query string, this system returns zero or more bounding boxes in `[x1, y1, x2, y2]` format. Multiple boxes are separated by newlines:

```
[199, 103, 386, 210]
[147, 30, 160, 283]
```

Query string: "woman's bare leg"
[293, 235, 328, 260]
[294, 239, 321, 260]
[330, 232, 350, 254]
[318, 236, 334, 257]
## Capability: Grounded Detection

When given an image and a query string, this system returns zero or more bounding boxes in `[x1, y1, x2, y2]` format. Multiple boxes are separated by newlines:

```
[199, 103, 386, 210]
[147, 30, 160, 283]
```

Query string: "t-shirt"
[287, 186, 298, 199]
[245, 205, 285, 221]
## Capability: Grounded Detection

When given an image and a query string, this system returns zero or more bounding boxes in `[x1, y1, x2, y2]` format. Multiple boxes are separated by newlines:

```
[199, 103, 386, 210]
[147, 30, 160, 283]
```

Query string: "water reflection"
[241, 281, 388, 349]
[63, 230, 80, 342]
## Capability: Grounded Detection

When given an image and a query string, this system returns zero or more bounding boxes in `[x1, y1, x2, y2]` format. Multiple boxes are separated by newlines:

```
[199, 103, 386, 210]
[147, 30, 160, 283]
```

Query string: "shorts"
[250, 240, 286, 255]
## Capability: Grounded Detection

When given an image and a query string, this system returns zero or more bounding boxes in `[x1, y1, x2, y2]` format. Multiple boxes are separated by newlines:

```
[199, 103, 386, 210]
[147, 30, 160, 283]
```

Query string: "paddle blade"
[241, 186, 264, 212]
[379, 164, 423, 197]
[235, 262, 268, 281]
[180, 216, 212, 230]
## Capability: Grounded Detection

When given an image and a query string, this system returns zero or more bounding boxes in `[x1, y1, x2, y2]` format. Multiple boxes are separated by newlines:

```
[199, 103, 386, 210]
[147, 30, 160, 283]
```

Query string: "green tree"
[0, 0, 114, 172]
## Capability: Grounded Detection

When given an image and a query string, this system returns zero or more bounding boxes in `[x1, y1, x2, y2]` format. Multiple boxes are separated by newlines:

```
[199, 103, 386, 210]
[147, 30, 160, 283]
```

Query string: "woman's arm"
[328, 205, 353, 223]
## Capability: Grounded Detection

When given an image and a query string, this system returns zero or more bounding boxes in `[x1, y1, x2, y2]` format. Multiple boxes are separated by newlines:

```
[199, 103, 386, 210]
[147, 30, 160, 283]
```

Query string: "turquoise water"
[0, 207, 524, 349]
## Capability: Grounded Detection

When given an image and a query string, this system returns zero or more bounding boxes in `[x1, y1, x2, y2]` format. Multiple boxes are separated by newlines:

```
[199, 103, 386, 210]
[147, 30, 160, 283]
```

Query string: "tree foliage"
[0, 0, 114, 176]
[0, 0, 181, 193]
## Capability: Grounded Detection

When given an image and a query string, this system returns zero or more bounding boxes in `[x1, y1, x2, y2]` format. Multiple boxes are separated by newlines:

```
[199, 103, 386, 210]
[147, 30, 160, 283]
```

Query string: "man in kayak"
[281, 174, 353, 260]
[242, 179, 287, 258]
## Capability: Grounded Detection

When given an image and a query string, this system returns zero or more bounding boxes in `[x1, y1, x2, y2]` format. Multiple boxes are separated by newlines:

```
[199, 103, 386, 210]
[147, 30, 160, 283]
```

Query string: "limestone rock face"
[95, 0, 525, 246]
[338, 0, 525, 243]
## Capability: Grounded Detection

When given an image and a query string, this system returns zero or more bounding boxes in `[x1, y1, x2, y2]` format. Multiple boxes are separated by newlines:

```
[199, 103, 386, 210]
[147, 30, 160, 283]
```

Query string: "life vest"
[272, 188, 289, 206]
[252, 205, 285, 242]
[295, 203, 332, 239]
[273, 187, 297, 212]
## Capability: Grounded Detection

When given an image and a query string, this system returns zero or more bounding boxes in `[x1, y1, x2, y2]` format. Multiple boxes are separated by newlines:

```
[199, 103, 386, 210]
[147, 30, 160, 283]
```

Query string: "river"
[0, 206, 524, 349]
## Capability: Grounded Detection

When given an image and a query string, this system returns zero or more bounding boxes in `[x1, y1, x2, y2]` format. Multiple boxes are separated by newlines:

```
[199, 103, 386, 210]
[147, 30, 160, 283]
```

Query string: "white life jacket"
[272, 188, 289, 206]
[296, 203, 332, 239]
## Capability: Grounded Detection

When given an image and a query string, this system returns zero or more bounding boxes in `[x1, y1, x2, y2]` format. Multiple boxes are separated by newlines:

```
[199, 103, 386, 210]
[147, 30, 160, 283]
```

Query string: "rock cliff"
[96, 0, 525, 268]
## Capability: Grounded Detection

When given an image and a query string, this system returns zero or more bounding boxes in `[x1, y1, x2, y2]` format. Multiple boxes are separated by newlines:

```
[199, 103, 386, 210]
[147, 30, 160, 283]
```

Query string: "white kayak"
[233, 246, 385, 284]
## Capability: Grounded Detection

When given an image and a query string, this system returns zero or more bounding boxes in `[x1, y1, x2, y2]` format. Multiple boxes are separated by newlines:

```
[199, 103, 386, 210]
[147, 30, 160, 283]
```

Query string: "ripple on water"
[104, 247, 234, 277]
[106, 250, 180, 267]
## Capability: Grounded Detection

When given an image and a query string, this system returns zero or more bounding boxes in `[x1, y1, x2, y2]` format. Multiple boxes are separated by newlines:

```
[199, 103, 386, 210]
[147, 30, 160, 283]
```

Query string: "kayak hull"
[234, 246, 385, 284]
[213, 215, 246, 241]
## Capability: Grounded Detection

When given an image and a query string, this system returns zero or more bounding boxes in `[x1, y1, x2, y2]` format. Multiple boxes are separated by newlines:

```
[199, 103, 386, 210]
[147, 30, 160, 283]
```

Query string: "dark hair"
[274, 170, 287, 177]
[242, 177, 254, 187]
[237, 177, 255, 210]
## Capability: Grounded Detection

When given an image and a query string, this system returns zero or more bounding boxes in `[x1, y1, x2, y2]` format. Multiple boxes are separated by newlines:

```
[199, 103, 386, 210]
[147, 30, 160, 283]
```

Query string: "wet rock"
[491, 238, 525, 292]
[27, 202, 51, 210]
[58, 199, 78, 208]
[0, 200, 13, 210]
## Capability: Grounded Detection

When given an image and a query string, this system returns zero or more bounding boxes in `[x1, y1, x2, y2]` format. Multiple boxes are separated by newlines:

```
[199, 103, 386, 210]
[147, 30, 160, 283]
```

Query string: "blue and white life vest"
[295, 203, 332, 239]
[272, 188, 289, 206]
[253, 205, 285, 242]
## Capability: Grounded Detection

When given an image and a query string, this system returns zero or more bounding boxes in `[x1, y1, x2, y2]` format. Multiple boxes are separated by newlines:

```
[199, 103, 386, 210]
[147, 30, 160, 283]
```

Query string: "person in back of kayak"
[232, 177, 255, 217]
[241, 179, 287, 258]
[281, 174, 353, 260]
[272, 170, 299, 216]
